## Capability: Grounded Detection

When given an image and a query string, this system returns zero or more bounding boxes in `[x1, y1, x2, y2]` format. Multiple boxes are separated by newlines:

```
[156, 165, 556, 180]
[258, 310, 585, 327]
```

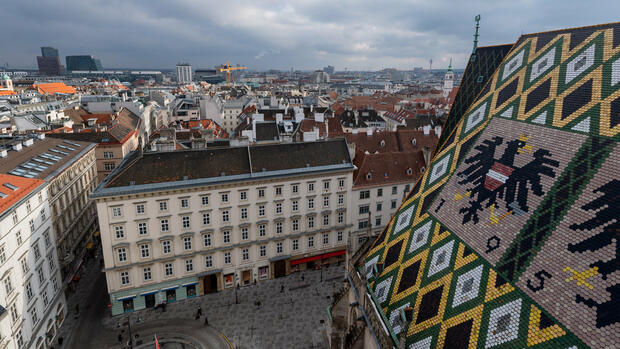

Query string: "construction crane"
[219, 61, 247, 87]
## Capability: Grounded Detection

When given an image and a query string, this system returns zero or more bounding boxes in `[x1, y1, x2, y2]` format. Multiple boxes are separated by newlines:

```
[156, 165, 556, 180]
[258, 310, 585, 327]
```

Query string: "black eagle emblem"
[456, 135, 559, 224]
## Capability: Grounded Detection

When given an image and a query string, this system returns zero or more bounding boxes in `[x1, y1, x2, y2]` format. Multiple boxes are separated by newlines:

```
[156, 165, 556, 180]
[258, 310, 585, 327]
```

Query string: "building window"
[25, 281, 34, 301]
[292, 184, 299, 193]
[360, 190, 370, 199]
[30, 307, 39, 326]
[293, 239, 299, 250]
[323, 196, 329, 207]
[241, 228, 249, 240]
[114, 225, 125, 239]
[20, 257, 29, 274]
[308, 236, 314, 248]
[258, 205, 265, 217]
[162, 241, 171, 254]
[38, 191, 43, 203]
[203, 233, 212, 247]
[405, 184, 410, 193]
[159, 201, 168, 211]
[138, 222, 148, 235]
[40, 208, 46, 221]
[140, 244, 150, 258]
[202, 212, 210, 225]
[223, 230, 231, 244]
[9, 304, 18, 324]
[338, 178, 345, 188]
[276, 222, 283, 234]
[324, 180, 330, 190]
[240, 191, 247, 200]
[258, 189, 265, 198]
[224, 252, 231, 264]
[222, 210, 229, 222]
[180, 236, 191, 250]
[43, 229, 51, 248]
[117, 248, 127, 262]
[182, 216, 191, 229]
[205, 255, 213, 268]
[337, 231, 343, 242]
[160, 219, 169, 232]
[33, 243, 41, 261]
[308, 198, 314, 209]
[359, 205, 369, 214]
[260, 245, 266, 257]
[308, 182, 314, 192]
[308, 216, 315, 229]
[0, 245, 5, 264]
[164, 263, 173, 276]
[292, 219, 299, 231]
[11, 211, 18, 224]
[338, 194, 344, 205]
[16, 230, 22, 245]
[259, 224, 266, 237]
[275, 203, 282, 214]
[42, 289, 49, 307]
[338, 212, 344, 224]
[180, 198, 189, 208]
[323, 214, 330, 226]
[103, 151, 114, 159]
[377, 202, 382, 211]
[104, 162, 116, 171]
[359, 220, 369, 230]
[3, 275, 13, 295]
[276, 242, 283, 254]
[221, 193, 229, 203]
[112, 207, 122, 217]
[237, 207, 247, 220]
[377, 188, 383, 197]
[323, 233, 329, 245]
[392, 186, 397, 195]
[242, 248, 249, 261]
[376, 217, 382, 227]
[29, 219, 35, 233]
[120, 271, 130, 285]
[275, 187, 282, 196]
[391, 200, 397, 209]
[292, 200, 299, 212]
[143, 267, 152, 281]
[48, 256, 55, 271]
[136, 204, 145, 214]
[185, 259, 193, 272]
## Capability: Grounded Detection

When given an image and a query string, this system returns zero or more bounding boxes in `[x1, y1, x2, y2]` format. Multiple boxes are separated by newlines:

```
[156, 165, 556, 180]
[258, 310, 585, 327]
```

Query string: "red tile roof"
[0, 174, 45, 214]
[352, 151, 425, 188]
[33, 82, 77, 95]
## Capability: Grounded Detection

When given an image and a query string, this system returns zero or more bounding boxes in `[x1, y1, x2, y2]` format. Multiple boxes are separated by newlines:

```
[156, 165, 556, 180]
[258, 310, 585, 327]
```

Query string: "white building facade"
[0, 176, 66, 349]
[176, 63, 193, 83]
[91, 140, 354, 316]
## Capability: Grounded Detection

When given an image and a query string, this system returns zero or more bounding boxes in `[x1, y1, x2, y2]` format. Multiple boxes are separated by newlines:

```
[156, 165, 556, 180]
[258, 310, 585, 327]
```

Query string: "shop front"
[290, 249, 346, 271]
[269, 255, 291, 278]
[110, 276, 198, 316]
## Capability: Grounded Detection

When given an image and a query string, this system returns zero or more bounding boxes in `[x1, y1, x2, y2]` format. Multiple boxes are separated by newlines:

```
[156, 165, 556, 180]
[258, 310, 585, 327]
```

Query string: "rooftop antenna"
[472, 15, 481, 54]
[429, 59, 432, 72]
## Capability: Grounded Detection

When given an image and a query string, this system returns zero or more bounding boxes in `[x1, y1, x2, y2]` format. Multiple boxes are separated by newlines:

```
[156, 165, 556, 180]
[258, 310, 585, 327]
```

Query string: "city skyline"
[2, 0, 619, 71]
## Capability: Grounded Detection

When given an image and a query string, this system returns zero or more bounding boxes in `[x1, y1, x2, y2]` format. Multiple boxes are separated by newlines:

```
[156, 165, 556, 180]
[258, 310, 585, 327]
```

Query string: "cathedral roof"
[362, 22, 620, 349]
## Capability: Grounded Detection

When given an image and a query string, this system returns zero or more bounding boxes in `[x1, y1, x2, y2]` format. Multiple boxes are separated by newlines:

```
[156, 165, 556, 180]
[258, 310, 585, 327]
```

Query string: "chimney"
[12, 142, 22, 152]
[366, 128, 373, 136]
[23, 139, 34, 147]
[422, 146, 431, 168]
[310, 104, 313, 112]
[0, 149, 7, 158]
[423, 125, 431, 135]
[434, 125, 442, 138]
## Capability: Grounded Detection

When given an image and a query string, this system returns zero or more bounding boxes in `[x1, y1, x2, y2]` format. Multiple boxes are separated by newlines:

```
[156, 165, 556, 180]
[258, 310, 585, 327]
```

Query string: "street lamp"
[117, 313, 141, 349]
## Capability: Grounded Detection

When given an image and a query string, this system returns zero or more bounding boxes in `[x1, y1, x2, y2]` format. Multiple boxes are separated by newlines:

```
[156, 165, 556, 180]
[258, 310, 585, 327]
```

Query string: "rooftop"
[0, 174, 45, 214]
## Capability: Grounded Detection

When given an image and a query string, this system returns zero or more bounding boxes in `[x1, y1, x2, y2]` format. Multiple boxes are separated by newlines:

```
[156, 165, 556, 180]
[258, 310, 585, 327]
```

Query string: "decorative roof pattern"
[363, 22, 620, 349]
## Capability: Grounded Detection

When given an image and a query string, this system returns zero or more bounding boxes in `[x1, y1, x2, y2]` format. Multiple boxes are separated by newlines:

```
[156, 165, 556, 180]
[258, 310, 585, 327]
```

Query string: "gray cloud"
[2, 0, 619, 71]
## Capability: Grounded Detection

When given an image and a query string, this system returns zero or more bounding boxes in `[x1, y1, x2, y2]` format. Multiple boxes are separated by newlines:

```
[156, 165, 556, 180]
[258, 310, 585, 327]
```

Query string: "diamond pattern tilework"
[363, 22, 619, 349]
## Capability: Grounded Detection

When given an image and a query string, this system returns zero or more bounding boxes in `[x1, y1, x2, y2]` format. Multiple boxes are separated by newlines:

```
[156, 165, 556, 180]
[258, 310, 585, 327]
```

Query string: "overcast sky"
[2, 0, 619, 71]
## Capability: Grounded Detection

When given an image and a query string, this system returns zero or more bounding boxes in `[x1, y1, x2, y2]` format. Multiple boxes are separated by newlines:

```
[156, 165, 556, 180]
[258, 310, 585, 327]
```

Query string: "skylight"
[0, 192, 6, 199]
[3, 183, 18, 191]
[57, 144, 75, 151]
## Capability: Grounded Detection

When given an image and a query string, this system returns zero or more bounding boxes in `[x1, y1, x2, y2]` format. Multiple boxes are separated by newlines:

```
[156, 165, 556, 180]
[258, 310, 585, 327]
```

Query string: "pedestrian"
[280, 285, 284, 293]
[118, 334, 123, 343]
[75, 304, 79, 315]
[301, 274, 305, 282]
[204, 315, 209, 326]
[58, 337, 63, 346]
[197, 305, 202, 317]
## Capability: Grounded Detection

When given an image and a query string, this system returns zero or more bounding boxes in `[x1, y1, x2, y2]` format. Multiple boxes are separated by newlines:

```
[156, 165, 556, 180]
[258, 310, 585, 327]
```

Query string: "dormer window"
[366, 173, 372, 180]
[411, 138, 417, 146]
[384, 172, 388, 178]
[407, 168, 413, 175]
[380, 140, 385, 147]
[420, 166, 426, 173]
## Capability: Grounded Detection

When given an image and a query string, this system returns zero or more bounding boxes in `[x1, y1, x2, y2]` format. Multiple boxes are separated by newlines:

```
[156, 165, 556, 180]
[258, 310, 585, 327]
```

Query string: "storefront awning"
[139, 290, 159, 296]
[161, 285, 179, 291]
[182, 282, 198, 287]
[290, 249, 346, 266]
[269, 254, 291, 262]
[117, 294, 136, 301]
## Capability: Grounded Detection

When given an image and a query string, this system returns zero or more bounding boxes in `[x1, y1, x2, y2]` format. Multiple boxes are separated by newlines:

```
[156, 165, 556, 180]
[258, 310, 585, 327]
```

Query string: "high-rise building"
[65, 55, 103, 71]
[41, 46, 59, 57]
[323, 65, 335, 75]
[176, 63, 192, 83]
[37, 46, 64, 75]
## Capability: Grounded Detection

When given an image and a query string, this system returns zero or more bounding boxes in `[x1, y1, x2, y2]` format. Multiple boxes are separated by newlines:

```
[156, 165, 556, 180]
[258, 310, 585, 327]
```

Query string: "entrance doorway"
[242, 270, 251, 285]
[203, 274, 218, 294]
[274, 260, 286, 278]
[122, 299, 134, 312]
[166, 289, 177, 303]
[145, 294, 156, 308]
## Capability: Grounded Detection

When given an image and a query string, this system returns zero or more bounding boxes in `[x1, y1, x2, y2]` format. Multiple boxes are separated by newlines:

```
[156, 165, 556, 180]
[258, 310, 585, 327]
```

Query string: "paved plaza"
[58, 254, 345, 349]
